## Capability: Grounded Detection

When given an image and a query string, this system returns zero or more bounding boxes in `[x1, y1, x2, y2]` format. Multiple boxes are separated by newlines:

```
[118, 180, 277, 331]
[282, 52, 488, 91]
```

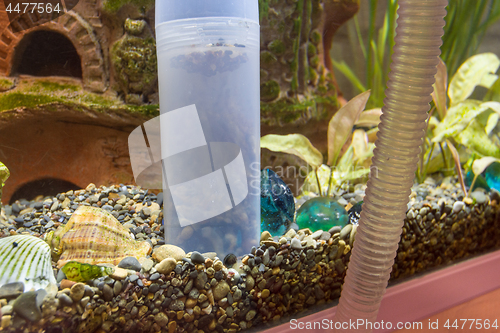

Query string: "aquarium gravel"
[0, 177, 498, 332]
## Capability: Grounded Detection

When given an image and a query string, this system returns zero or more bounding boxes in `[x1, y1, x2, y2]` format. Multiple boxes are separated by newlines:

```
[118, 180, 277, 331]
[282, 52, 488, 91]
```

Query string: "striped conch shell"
[46, 205, 152, 268]
[0, 235, 57, 291]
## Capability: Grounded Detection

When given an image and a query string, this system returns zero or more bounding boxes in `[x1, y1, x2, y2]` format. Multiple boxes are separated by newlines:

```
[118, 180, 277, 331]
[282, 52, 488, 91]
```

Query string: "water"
[156, 22, 260, 257]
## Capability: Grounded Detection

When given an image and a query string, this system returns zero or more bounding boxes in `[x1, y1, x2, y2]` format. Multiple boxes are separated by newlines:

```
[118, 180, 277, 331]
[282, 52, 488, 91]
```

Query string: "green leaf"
[300, 164, 331, 196]
[332, 59, 367, 93]
[482, 101, 500, 114]
[486, 113, 500, 136]
[448, 53, 500, 106]
[351, 129, 369, 160]
[484, 77, 500, 102]
[431, 58, 448, 120]
[480, 73, 499, 89]
[327, 90, 371, 166]
[260, 134, 323, 168]
[432, 100, 490, 142]
[425, 143, 469, 175]
[0, 162, 9, 188]
[457, 119, 500, 158]
[472, 156, 500, 176]
[355, 108, 382, 127]
[336, 145, 354, 174]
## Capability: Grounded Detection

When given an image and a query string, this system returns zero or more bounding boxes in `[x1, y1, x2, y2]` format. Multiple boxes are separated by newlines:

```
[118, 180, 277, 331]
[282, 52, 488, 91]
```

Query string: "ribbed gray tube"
[333, 0, 447, 331]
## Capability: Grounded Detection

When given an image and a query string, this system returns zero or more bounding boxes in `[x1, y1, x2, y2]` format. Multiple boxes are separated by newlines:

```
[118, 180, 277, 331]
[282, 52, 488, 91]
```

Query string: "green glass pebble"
[485, 162, 500, 192]
[465, 170, 490, 192]
[295, 197, 348, 232]
[260, 169, 295, 237]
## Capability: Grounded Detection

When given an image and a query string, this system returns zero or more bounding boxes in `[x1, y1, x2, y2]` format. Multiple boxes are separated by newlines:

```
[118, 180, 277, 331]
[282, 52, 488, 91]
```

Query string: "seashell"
[46, 205, 152, 268]
[0, 235, 57, 291]
[207, 288, 214, 306]
[62, 261, 114, 282]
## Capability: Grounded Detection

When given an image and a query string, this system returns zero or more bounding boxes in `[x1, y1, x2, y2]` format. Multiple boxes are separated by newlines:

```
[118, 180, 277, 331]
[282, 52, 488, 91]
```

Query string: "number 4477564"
[444, 319, 498, 330]
[6, 2, 61, 14]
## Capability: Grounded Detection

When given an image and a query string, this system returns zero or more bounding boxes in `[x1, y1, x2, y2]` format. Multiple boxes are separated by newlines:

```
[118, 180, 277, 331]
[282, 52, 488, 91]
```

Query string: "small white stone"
[291, 237, 302, 250]
[311, 230, 323, 240]
[452, 201, 464, 213]
[284, 228, 296, 239]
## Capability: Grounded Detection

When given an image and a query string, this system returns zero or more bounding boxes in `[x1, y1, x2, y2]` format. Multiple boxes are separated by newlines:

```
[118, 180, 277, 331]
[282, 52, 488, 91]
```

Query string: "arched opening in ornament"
[10, 178, 81, 204]
[12, 30, 82, 78]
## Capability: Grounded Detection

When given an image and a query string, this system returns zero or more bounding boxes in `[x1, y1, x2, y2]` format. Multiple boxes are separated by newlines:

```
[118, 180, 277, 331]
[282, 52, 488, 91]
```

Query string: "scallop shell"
[48, 205, 152, 268]
[0, 235, 57, 291]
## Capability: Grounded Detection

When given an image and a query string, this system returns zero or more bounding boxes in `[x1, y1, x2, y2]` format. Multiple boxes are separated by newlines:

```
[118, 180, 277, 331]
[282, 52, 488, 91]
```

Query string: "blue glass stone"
[465, 171, 490, 191]
[348, 200, 363, 225]
[295, 197, 348, 232]
[485, 162, 500, 192]
[260, 169, 295, 237]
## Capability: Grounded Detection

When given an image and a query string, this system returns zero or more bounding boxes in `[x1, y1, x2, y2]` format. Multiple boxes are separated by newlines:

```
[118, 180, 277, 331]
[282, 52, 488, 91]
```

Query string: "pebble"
[1, 305, 12, 315]
[69, 283, 85, 302]
[263, 249, 270, 265]
[153, 245, 186, 262]
[453, 201, 465, 213]
[13, 291, 42, 322]
[154, 312, 169, 327]
[190, 251, 205, 264]
[103, 284, 114, 302]
[0, 177, 495, 332]
[291, 238, 302, 249]
[471, 191, 488, 204]
[110, 267, 128, 280]
[246, 309, 257, 321]
[339, 224, 352, 239]
[60, 279, 76, 290]
[311, 229, 324, 239]
[156, 258, 177, 275]
[284, 228, 296, 239]
[213, 260, 223, 271]
[0, 282, 24, 299]
[328, 226, 342, 234]
[213, 281, 230, 301]
[118, 257, 142, 271]
[113, 281, 122, 296]
[0, 314, 11, 329]
[57, 293, 73, 306]
[195, 272, 208, 290]
[80, 296, 90, 308]
[141, 258, 154, 272]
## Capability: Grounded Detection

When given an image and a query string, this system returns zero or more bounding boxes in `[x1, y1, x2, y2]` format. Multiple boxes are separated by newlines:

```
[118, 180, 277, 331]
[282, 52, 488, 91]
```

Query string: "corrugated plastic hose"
[333, 0, 447, 331]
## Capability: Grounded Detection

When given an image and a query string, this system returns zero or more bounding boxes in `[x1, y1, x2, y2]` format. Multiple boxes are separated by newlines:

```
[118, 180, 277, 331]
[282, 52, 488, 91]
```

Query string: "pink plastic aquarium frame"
[262, 249, 500, 333]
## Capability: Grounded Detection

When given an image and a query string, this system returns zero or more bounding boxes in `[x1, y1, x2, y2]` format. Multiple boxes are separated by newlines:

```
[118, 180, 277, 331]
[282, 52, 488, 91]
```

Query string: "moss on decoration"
[111, 25, 157, 103]
[261, 80, 281, 102]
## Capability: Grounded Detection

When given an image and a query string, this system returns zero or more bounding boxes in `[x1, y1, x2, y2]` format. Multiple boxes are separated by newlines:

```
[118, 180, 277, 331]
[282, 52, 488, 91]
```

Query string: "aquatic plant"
[467, 156, 500, 196]
[333, 0, 500, 108]
[419, 53, 500, 193]
[441, 0, 500, 78]
[333, 0, 397, 109]
[261, 90, 380, 197]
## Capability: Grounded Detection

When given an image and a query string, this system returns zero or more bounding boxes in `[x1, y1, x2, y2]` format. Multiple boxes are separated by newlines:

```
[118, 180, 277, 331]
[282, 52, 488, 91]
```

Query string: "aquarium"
[0, 0, 499, 332]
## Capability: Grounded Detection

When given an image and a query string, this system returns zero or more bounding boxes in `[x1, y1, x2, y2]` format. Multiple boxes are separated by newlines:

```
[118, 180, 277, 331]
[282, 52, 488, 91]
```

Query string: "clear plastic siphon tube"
[333, 0, 448, 331]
